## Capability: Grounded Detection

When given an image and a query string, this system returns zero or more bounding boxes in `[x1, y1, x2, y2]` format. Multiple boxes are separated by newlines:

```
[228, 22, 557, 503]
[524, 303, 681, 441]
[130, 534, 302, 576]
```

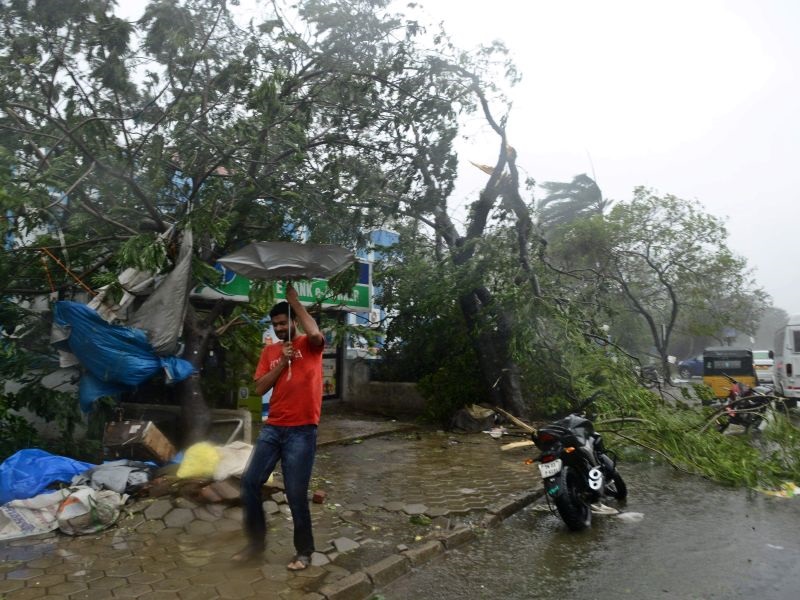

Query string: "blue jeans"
[240, 424, 317, 556]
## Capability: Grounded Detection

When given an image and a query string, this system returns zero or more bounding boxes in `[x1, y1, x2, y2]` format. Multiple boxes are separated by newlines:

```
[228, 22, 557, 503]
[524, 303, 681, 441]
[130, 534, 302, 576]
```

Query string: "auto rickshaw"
[702, 347, 758, 399]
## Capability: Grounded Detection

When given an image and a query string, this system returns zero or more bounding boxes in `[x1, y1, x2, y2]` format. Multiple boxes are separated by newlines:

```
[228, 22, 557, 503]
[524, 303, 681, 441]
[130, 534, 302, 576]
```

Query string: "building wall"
[341, 358, 427, 417]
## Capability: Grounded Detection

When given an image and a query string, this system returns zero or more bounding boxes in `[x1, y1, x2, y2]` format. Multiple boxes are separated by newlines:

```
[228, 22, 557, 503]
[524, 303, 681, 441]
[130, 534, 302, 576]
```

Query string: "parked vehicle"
[702, 347, 757, 399]
[714, 375, 774, 433]
[752, 349, 774, 384]
[773, 315, 800, 407]
[532, 413, 627, 531]
[677, 355, 703, 379]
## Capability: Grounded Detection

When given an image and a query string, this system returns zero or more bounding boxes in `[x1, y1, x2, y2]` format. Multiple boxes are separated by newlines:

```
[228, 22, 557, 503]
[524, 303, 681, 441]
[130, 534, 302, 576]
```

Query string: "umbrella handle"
[286, 283, 293, 380]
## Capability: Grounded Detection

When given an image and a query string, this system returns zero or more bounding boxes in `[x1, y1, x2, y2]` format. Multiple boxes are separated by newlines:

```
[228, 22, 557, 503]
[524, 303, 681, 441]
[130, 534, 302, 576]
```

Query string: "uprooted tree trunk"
[424, 153, 530, 416]
[433, 75, 540, 418]
[458, 287, 528, 418]
[176, 303, 223, 445]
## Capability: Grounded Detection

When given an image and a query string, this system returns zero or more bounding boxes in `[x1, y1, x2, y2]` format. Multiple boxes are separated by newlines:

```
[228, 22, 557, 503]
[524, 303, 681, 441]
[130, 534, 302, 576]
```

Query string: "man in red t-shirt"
[233, 284, 324, 570]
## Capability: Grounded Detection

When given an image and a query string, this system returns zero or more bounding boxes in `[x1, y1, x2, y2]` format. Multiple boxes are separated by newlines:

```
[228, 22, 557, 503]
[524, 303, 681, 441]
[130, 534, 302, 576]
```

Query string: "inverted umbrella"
[217, 241, 354, 281]
[218, 241, 355, 377]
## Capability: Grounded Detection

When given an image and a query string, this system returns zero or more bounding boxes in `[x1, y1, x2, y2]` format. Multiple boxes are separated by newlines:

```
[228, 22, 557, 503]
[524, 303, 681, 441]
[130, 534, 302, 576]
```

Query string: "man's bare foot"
[287, 555, 310, 571]
[231, 545, 264, 564]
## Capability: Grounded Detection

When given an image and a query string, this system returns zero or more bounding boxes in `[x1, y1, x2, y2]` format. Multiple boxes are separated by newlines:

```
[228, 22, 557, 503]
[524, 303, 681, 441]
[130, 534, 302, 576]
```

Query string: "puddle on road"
[383, 462, 800, 600]
[614, 511, 644, 523]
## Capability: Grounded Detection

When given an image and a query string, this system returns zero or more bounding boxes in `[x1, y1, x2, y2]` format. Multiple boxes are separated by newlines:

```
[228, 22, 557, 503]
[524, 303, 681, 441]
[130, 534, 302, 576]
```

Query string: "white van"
[772, 314, 800, 406]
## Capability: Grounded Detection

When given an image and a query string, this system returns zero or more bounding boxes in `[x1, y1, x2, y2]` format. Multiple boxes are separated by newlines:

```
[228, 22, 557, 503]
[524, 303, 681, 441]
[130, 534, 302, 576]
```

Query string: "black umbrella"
[217, 241, 354, 282]
[218, 241, 355, 377]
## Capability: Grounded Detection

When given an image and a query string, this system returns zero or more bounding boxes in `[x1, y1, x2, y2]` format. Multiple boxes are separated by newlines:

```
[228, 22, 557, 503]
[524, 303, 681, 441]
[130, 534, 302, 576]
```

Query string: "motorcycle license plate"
[538, 458, 562, 478]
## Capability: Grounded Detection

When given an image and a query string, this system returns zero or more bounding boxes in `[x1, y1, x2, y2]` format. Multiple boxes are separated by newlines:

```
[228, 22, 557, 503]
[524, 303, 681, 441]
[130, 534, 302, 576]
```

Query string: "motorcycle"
[715, 376, 774, 433]
[532, 413, 627, 531]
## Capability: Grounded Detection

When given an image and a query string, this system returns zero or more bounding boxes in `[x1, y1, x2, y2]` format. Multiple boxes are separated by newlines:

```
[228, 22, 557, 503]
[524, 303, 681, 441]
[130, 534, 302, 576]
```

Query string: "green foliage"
[548, 186, 767, 363]
[0, 0, 783, 491]
[760, 411, 800, 481]
[417, 345, 484, 427]
[0, 0, 506, 442]
[409, 514, 432, 526]
[118, 234, 169, 272]
[691, 383, 717, 406]
[485, 253, 800, 491]
[319, 312, 380, 353]
[0, 395, 41, 461]
[0, 335, 87, 462]
[589, 379, 800, 490]
[202, 306, 266, 408]
[373, 230, 483, 423]
[536, 173, 609, 233]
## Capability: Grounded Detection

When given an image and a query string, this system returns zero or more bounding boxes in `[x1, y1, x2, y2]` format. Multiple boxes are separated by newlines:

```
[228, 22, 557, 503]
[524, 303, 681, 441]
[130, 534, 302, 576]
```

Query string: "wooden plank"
[493, 406, 536, 434]
[500, 440, 535, 451]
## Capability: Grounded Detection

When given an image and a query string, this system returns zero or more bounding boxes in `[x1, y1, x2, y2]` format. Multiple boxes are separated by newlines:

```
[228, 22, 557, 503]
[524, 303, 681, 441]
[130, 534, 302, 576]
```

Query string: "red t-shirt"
[253, 335, 324, 426]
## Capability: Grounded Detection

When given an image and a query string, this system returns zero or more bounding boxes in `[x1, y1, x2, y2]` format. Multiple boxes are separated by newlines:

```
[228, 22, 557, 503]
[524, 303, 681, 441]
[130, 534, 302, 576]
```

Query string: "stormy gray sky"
[422, 0, 800, 313]
[119, 0, 800, 313]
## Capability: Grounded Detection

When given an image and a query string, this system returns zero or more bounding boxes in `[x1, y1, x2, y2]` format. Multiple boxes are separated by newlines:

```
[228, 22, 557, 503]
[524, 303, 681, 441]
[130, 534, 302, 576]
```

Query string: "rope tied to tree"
[39, 247, 96, 296]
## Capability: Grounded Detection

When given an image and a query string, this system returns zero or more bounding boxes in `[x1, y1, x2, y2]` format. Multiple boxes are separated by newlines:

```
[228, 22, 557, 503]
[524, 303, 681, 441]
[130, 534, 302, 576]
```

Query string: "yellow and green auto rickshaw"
[702, 347, 758, 399]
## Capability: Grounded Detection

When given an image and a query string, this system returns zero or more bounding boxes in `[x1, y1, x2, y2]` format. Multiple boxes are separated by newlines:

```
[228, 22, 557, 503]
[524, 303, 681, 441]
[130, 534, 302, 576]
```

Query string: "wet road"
[383, 462, 800, 600]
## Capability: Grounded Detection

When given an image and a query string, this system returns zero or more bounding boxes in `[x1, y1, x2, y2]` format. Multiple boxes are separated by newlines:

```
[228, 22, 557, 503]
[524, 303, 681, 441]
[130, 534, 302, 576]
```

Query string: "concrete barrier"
[342, 359, 427, 418]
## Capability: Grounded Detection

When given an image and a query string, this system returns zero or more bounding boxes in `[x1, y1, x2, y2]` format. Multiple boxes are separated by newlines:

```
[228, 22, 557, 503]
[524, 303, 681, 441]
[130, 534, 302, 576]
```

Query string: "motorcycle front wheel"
[554, 465, 592, 531]
[604, 470, 628, 500]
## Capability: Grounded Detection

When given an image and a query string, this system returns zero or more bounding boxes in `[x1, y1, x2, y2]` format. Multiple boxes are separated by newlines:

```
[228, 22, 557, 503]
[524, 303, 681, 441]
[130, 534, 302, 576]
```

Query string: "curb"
[308, 487, 543, 600]
[317, 424, 419, 448]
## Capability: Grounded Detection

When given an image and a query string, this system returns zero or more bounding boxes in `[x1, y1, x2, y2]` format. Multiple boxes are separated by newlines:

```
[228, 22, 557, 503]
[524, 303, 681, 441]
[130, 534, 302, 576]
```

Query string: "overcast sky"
[118, 1, 799, 313]
[419, 0, 800, 313]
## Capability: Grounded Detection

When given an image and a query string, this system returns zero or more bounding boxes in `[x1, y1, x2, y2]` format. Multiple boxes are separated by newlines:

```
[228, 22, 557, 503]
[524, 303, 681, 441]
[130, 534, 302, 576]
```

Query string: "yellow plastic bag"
[176, 442, 220, 479]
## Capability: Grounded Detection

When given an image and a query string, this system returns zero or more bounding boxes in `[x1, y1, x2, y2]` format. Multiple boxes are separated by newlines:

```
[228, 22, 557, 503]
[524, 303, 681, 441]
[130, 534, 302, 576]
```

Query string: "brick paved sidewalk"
[0, 410, 541, 600]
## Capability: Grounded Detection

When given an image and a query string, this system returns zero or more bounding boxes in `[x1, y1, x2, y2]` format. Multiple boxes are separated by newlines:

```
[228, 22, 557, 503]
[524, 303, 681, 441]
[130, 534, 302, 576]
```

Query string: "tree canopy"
[547, 187, 767, 372]
[2, 2, 794, 492]
[0, 0, 524, 440]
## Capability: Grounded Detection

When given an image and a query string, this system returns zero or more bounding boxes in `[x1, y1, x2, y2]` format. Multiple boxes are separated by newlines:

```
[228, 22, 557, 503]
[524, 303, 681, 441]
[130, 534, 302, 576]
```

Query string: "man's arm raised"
[286, 283, 324, 348]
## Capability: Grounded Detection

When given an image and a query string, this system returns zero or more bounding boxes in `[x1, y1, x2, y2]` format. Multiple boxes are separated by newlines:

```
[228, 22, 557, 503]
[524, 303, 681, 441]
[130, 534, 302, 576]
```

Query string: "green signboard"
[273, 279, 370, 311]
[190, 268, 251, 303]
[191, 262, 372, 311]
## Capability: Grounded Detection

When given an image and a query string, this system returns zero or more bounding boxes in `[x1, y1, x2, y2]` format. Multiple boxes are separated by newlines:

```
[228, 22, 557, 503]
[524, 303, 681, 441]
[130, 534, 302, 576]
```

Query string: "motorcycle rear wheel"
[554, 465, 592, 531]
[604, 471, 628, 500]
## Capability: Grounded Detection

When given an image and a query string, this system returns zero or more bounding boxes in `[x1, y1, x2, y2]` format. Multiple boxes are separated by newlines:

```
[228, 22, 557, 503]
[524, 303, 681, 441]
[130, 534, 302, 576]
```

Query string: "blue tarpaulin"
[0, 449, 96, 505]
[52, 301, 195, 411]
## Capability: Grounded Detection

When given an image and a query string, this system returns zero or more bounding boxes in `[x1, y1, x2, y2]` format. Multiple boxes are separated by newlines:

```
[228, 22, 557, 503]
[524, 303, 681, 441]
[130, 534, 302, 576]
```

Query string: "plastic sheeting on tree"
[86, 228, 192, 356]
[128, 229, 193, 356]
[52, 301, 195, 411]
